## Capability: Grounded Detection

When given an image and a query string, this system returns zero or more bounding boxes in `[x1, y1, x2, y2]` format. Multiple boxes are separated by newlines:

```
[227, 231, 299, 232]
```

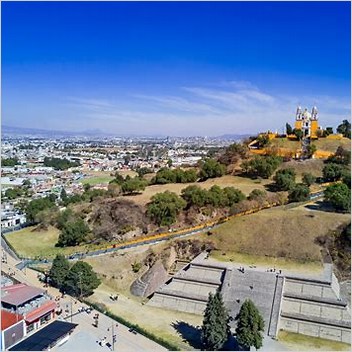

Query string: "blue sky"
[2, 1, 351, 136]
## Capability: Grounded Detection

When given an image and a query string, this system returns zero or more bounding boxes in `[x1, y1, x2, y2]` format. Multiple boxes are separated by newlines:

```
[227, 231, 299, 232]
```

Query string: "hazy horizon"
[2, 2, 351, 137]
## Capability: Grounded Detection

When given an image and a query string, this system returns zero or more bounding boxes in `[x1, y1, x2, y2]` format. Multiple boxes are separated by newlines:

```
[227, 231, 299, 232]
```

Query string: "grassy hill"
[270, 137, 300, 150]
[267, 137, 350, 154]
[5, 226, 90, 258]
[197, 202, 350, 265]
[124, 175, 271, 206]
[312, 137, 351, 152]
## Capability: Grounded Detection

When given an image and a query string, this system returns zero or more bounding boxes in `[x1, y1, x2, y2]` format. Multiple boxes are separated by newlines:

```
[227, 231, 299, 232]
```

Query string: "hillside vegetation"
[199, 203, 350, 263]
[312, 138, 351, 152]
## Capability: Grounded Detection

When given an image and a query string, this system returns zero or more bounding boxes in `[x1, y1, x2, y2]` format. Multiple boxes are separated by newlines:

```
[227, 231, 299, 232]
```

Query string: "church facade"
[294, 106, 320, 139]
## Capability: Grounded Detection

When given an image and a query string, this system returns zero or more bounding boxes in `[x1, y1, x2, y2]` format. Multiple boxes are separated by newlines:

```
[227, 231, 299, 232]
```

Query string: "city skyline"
[2, 1, 351, 136]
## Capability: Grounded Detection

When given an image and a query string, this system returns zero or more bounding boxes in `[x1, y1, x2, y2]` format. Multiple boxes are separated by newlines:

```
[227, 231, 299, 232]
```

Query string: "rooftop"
[1, 309, 24, 331]
[1, 284, 45, 307]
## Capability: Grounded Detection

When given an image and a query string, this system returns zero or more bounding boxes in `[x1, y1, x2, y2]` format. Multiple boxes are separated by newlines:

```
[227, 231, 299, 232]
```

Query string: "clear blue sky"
[2, 1, 351, 136]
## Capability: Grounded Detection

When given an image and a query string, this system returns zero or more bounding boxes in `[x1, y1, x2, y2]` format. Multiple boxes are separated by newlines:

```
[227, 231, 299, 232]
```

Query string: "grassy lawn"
[124, 175, 271, 206]
[278, 331, 351, 351]
[81, 175, 114, 185]
[195, 204, 350, 263]
[88, 283, 202, 350]
[270, 138, 301, 150]
[5, 226, 92, 259]
[312, 138, 351, 152]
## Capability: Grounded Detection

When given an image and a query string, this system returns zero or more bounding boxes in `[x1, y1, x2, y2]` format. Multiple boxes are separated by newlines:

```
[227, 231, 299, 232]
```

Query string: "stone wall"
[280, 318, 351, 344]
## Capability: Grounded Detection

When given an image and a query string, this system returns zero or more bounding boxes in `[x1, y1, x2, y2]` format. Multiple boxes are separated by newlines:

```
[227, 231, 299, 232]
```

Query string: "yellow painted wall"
[249, 147, 333, 159]
[295, 121, 303, 130]
[310, 120, 319, 138]
[314, 150, 334, 159]
[326, 134, 343, 140]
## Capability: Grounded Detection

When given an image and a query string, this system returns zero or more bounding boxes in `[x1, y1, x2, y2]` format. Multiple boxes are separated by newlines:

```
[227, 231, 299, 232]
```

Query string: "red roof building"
[1, 284, 56, 335]
[1, 310, 26, 350]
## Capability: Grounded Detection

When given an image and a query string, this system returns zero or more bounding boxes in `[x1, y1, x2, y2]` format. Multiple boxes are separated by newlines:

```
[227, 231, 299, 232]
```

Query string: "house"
[1, 284, 56, 335]
[1, 310, 26, 350]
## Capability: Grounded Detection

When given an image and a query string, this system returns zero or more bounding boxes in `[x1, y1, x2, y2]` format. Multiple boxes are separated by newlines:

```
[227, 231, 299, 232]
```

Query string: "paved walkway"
[1, 254, 166, 352]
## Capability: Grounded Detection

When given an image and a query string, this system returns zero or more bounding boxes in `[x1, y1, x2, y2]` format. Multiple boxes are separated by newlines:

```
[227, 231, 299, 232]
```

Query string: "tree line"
[43, 157, 80, 170]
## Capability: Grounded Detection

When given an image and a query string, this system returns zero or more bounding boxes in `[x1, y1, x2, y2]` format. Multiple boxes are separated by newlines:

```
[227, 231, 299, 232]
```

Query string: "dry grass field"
[81, 169, 138, 178]
[277, 159, 325, 180]
[197, 203, 350, 263]
[88, 283, 202, 350]
[124, 175, 271, 206]
[312, 138, 351, 152]
[83, 245, 157, 297]
[270, 138, 301, 150]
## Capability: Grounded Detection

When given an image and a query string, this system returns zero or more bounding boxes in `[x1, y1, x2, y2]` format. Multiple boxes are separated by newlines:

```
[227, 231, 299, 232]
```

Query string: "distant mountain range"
[2, 125, 252, 140]
[2, 125, 110, 137]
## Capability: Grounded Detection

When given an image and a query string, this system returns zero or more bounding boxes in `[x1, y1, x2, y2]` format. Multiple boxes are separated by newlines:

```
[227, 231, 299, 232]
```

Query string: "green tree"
[57, 219, 90, 247]
[288, 183, 310, 203]
[49, 254, 70, 290]
[26, 196, 56, 224]
[167, 159, 173, 168]
[56, 208, 75, 230]
[293, 128, 303, 140]
[248, 189, 267, 200]
[147, 191, 186, 226]
[2, 157, 19, 167]
[109, 172, 125, 185]
[306, 144, 317, 158]
[60, 188, 68, 203]
[43, 157, 80, 170]
[198, 158, 226, 181]
[181, 185, 208, 208]
[136, 167, 153, 178]
[218, 142, 247, 166]
[324, 183, 351, 212]
[337, 119, 351, 139]
[302, 173, 316, 187]
[274, 168, 296, 191]
[241, 155, 282, 179]
[235, 299, 264, 350]
[121, 177, 148, 195]
[151, 168, 177, 184]
[325, 127, 334, 135]
[207, 185, 227, 207]
[64, 261, 100, 297]
[22, 179, 31, 187]
[286, 123, 293, 135]
[322, 163, 345, 182]
[201, 291, 230, 351]
[256, 134, 270, 148]
[4, 187, 24, 200]
[327, 147, 351, 166]
[223, 187, 246, 206]
[83, 183, 91, 192]
[342, 171, 351, 189]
